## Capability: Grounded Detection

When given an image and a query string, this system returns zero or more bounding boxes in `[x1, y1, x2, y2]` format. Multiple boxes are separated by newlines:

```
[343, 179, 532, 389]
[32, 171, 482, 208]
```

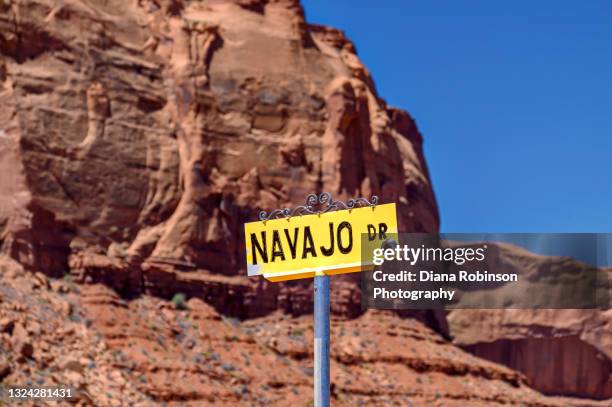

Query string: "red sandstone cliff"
[449, 309, 612, 399]
[0, 0, 437, 273]
[0, 0, 438, 319]
[446, 242, 611, 400]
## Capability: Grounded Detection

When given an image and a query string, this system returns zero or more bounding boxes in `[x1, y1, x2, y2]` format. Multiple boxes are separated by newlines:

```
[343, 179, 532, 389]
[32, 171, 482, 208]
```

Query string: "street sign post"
[314, 273, 330, 407]
[244, 192, 398, 407]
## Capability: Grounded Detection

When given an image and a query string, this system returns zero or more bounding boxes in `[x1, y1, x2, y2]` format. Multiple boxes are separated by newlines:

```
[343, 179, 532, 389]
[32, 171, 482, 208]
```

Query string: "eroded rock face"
[0, 0, 438, 312]
[447, 243, 612, 400]
[449, 309, 612, 400]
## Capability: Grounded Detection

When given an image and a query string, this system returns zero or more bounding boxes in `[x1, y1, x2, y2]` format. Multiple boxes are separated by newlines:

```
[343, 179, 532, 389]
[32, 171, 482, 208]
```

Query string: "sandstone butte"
[0, 0, 609, 405]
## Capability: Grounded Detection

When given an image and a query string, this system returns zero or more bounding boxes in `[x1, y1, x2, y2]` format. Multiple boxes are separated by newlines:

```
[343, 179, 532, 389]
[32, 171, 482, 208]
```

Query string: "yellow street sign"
[244, 203, 398, 281]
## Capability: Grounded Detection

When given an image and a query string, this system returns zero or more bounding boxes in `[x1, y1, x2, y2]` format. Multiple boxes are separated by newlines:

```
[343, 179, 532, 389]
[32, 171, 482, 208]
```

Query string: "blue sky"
[303, 0, 612, 232]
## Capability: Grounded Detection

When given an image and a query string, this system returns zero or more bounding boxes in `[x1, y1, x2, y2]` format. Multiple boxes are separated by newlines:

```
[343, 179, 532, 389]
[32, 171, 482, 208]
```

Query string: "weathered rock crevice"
[464, 335, 611, 399]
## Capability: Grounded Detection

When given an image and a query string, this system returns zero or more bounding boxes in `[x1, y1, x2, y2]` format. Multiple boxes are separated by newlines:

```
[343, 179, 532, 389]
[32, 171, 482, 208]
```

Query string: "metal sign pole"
[255, 192, 380, 407]
[314, 274, 330, 407]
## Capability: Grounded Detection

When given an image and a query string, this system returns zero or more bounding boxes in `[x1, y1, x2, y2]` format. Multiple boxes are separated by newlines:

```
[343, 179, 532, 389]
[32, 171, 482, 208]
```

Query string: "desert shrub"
[171, 293, 187, 310]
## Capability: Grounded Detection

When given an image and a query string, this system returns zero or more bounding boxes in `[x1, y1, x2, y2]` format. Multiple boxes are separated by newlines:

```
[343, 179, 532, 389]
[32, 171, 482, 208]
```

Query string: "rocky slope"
[2, 255, 609, 406]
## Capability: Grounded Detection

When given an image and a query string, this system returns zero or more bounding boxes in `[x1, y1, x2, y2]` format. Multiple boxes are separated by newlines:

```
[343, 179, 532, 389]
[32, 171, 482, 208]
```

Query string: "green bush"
[171, 293, 187, 310]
